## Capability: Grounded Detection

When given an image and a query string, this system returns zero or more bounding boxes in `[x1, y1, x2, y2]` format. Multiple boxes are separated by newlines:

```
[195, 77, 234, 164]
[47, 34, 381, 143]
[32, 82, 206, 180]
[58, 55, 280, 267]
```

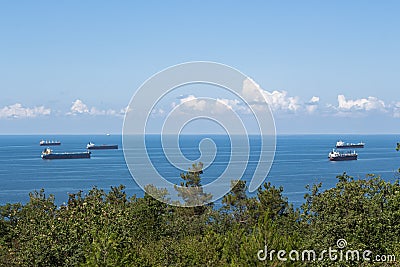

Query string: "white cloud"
[90, 107, 119, 116]
[120, 106, 130, 114]
[242, 78, 266, 104]
[305, 96, 320, 113]
[0, 103, 51, 119]
[216, 98, 250, 113]
[124, 79, 400, 120]
[176, 94, 251, 115]
[68, 99, 122, 116]
[337, 95, 386, 111]
[310, 96, 320, 103]
[242, 78, 302, 112]
[169, 79, 319, 116]
[393, 102, 400, 118]
[265, 90, 301, 112]
[216, 98, 239, 109]
[69, 99, 89, 114]
[150, 108, 165, 117]
[179, 95, 208, 111]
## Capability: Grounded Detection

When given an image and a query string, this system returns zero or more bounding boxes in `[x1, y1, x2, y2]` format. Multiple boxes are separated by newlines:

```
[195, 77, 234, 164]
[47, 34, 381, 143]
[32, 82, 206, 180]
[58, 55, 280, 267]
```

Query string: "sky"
[0, 1, 399, 134]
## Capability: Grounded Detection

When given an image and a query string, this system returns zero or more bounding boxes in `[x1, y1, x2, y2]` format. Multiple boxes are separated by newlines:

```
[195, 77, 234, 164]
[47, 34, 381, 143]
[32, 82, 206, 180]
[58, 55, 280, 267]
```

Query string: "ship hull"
[336, 144, 364, 149]
[87, 145, 118, 150]
[329, 155, 357, 161]
[42, 152, 91, 160]
[40, 143, 61, 146]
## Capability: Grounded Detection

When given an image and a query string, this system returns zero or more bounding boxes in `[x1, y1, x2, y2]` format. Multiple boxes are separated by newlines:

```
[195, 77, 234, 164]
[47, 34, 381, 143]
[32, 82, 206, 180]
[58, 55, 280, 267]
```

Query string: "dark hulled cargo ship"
[328, 150, 357, 161]
[40, 140, 61, 146]
[335, 140, 364, 149]
[41, 148, 90, 160]
[86, 142, 118, 150]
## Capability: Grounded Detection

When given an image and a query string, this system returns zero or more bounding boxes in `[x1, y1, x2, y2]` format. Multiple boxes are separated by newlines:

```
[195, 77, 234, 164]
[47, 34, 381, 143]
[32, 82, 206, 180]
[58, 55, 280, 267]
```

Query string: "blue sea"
[0, 135, 399, 208]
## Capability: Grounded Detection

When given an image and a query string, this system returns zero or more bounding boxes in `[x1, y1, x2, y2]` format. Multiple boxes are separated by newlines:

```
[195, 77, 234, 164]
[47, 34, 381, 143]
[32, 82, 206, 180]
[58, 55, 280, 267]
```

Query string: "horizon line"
[0, 133, 399, 136]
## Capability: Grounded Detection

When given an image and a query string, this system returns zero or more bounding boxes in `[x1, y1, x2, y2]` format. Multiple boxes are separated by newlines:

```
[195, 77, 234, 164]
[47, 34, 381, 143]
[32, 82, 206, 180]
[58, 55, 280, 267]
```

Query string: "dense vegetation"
[0, 163, 399, 266]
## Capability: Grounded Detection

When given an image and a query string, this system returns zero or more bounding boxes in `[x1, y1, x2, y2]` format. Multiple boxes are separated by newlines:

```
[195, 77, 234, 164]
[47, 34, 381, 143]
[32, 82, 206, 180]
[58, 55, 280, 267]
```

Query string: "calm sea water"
[0, 135, 399, 208]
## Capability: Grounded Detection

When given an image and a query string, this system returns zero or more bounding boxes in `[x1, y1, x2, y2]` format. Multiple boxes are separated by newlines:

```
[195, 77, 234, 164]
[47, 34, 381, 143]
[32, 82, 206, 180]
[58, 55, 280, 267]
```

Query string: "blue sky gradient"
[1, 1, 399, 134]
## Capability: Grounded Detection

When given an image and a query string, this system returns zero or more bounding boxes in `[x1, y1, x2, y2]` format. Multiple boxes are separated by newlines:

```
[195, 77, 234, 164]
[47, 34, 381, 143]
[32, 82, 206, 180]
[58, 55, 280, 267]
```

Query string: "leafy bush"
[0, 165, 399, 266]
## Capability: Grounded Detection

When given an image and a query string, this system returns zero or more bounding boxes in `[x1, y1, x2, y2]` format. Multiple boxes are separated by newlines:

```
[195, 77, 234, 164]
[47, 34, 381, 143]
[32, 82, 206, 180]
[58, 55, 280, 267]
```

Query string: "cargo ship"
[40, 140, 61, 146]
[41, 148, 91, 160]
[86, 142, 118, 150]
[335, 140, 364, 149]
[328, 149, 357, 161]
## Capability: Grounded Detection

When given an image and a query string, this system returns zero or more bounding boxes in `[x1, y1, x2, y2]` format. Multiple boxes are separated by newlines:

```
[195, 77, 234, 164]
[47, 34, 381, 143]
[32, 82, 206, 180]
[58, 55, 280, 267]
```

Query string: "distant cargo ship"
[328, 150, 358, 161]
[41, 148, 90, 160]
[335, 140, 364, 149]
[86, 142, 118, 150]
[40, 140, 61, 146]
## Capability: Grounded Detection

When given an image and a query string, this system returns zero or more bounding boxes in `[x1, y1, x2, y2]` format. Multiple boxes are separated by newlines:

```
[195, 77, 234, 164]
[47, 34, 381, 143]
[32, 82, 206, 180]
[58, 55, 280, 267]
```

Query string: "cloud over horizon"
[168, 95, 247, 116]
[161, 79, 398, 120]
[68, 99, 124, 116]
[337, 95, 386, 112]
[242, 78, 314, 114]
[392, 102, 400, 118]
[0, 103, 51, 119]
[2, 91, 400, 122]
[305, 96, 320, 113]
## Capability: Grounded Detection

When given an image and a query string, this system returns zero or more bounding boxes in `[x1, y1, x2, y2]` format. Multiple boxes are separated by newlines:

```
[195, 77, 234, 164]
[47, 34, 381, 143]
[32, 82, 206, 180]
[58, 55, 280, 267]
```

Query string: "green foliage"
[301, 173, 400, 266]
[0, 163, 399, 266]
[221, 180, 258, 225]
[174, 162, 212, 209]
